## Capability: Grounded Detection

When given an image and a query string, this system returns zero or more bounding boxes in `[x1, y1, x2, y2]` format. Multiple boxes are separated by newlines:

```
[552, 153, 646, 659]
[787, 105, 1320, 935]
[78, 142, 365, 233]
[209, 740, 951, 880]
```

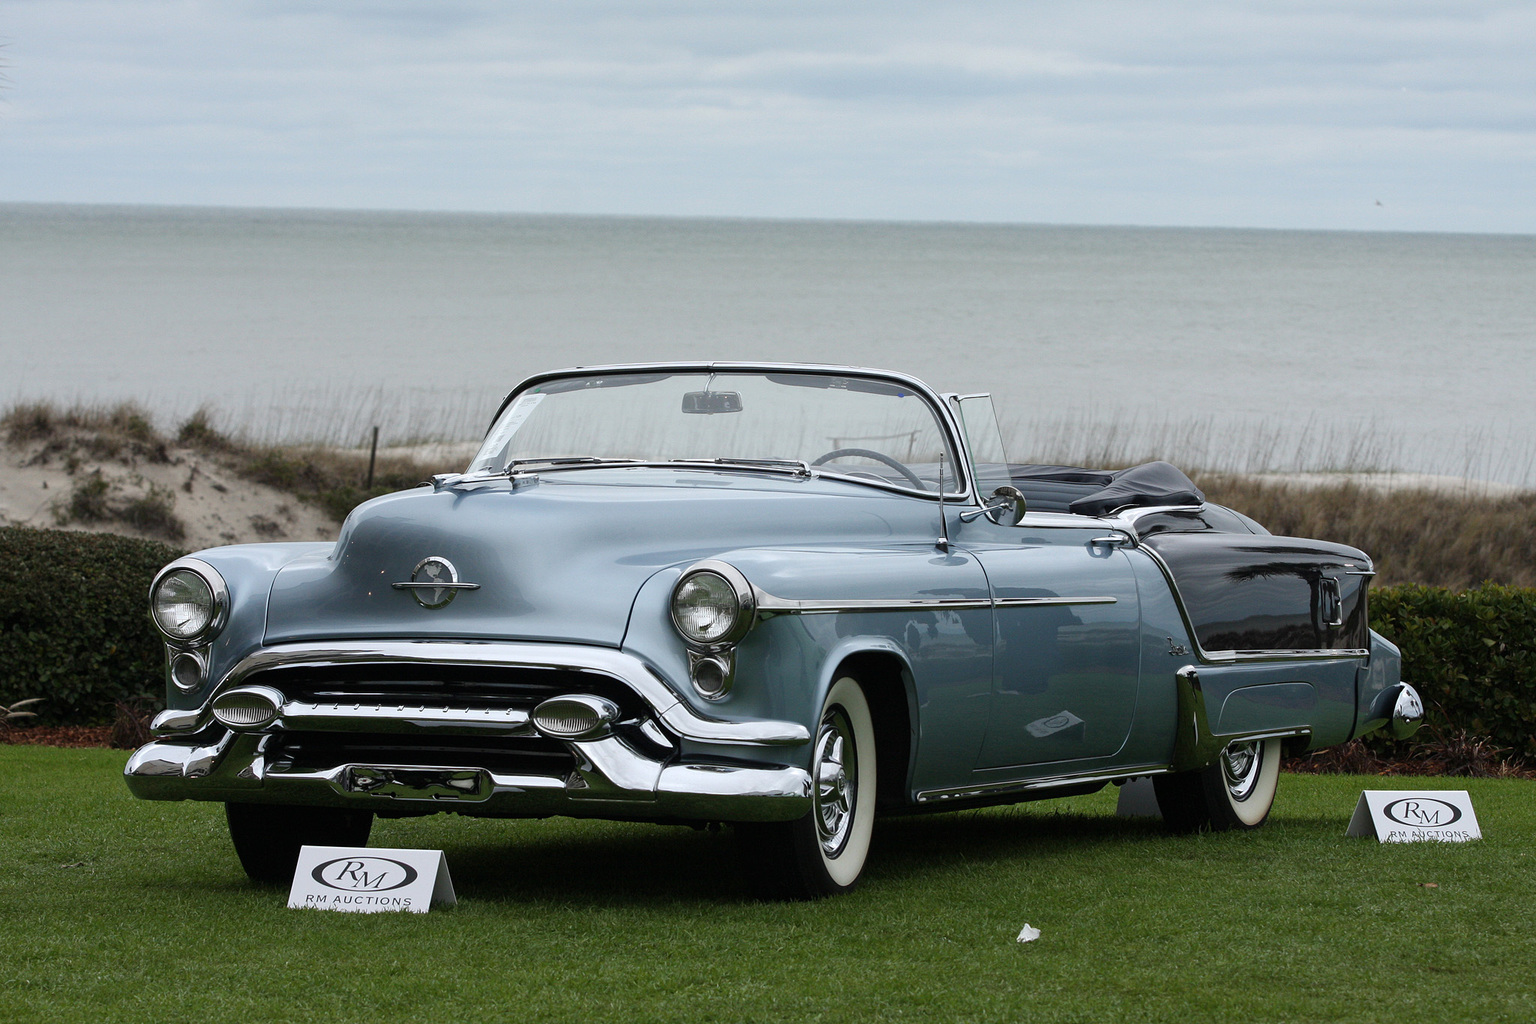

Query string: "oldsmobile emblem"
[391, 556, 480, 609]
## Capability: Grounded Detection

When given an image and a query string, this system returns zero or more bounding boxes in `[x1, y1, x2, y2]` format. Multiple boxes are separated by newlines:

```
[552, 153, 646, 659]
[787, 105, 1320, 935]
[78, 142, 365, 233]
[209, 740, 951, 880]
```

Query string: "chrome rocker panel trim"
[153, 639, 811, 746]
[914, 764, 1172, 805]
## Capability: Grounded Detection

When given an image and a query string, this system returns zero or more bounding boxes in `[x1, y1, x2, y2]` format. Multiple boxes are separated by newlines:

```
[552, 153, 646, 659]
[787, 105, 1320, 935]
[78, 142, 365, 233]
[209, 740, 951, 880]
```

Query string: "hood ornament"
[391, 556, 480, 609]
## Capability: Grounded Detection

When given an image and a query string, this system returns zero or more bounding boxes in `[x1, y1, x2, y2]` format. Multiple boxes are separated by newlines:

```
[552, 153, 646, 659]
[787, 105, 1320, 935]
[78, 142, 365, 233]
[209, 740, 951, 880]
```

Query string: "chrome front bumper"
[124, 639, 815, 823]
[124, 732, 813, 821]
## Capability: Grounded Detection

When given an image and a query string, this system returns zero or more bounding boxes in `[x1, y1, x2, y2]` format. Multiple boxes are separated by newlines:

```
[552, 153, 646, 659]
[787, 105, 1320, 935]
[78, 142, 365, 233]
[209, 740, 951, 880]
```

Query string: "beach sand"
[0, 436, 337, 550]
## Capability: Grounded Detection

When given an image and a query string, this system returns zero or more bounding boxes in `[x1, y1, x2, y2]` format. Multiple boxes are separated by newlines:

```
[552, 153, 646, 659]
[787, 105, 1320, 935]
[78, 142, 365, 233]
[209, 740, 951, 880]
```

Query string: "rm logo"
[1347, 790, 1481, 843]
[314, 856, 418, 892]
[288, 846, 457, 913]
[1382, 798, 1463, 829]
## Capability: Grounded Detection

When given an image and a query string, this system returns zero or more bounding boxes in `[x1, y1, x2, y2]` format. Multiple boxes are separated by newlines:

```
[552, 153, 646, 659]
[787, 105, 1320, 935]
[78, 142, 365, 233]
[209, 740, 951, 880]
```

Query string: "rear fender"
[1353, 629, 1404, 739]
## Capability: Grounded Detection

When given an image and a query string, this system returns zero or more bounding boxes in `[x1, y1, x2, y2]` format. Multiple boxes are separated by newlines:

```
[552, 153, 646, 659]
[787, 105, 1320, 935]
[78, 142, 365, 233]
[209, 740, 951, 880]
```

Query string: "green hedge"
[1370, 583, 1536, 760]
[3, 528, 1534, 757]
[0, 527, 182, 726]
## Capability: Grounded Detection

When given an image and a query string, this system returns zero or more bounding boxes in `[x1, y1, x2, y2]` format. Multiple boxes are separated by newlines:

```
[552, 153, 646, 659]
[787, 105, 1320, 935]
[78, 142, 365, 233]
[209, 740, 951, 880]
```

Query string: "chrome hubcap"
[813, 707, 857, 857]
[1221, 740, 1262, 802]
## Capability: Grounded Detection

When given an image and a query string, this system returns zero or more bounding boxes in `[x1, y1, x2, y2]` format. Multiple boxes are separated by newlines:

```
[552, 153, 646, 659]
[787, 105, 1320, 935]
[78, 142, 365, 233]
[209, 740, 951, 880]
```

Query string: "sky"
[1, 1, 1533, 232]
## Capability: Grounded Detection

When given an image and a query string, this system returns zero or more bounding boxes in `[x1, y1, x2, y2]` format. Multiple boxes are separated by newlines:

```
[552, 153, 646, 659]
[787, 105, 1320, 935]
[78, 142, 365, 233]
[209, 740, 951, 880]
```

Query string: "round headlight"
[670, 563, 755, 646]
[151, 568, 216, 641]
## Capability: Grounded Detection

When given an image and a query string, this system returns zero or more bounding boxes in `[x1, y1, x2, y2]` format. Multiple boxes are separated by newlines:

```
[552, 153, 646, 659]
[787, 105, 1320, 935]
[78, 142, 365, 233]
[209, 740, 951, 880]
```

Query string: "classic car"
[126, 363, 1424, 898]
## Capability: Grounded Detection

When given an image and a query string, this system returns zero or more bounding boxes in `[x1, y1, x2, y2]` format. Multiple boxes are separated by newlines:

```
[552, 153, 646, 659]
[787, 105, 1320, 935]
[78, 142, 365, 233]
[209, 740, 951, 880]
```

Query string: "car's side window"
[951, 394, 1014, 500]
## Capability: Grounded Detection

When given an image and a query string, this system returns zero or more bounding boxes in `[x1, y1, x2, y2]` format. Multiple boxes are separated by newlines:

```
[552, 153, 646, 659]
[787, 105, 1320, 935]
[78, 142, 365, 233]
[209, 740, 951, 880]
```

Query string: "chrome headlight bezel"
[148, 558, 229, 646]
[669, 560, 757, 648]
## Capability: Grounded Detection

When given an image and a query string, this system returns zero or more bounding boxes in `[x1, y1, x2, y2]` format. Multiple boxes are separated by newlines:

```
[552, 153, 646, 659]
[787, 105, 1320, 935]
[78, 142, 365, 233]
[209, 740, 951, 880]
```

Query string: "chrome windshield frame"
[480, 362, 979, 502]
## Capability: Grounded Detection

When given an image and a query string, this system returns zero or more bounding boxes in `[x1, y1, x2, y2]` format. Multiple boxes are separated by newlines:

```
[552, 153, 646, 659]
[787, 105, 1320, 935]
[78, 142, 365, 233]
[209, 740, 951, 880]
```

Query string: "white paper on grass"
[1016, 924, 1041, 943]
[1346, 790, 1481, 843]
[288, 846, 457, 913]
[1114, 776, 1162, 819]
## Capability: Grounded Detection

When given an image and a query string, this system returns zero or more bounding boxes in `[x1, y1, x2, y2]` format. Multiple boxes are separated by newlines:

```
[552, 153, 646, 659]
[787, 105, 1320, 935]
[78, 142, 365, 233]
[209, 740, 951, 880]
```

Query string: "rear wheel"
[225, 803, 374, 884]
[1153, 738, 1281, 833]
[737, 676, 877, 899]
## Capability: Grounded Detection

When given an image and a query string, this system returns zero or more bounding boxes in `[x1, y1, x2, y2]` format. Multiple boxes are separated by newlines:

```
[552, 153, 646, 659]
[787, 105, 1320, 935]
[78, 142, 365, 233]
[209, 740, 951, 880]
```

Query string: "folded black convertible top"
[1008, 460, 1205, 516]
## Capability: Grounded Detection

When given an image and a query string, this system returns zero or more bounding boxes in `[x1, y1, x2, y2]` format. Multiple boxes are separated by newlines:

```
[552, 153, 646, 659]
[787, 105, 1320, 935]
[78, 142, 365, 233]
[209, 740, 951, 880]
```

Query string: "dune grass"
[3, 745, 1533, 1024]
[2, 402, 459, 531]
[1198, 474, 1536, 588]
[6, 398, 1535, 587]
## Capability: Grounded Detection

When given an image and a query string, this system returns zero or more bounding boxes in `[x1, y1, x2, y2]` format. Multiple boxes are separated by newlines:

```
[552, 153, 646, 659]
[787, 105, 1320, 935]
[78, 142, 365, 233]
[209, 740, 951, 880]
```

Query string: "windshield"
[469, 370, 963, 494]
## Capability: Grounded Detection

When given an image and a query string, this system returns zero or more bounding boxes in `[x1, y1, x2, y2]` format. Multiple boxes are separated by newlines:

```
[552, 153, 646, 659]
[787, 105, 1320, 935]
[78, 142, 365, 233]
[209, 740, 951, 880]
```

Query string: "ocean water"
[3, 203, 1534, 484]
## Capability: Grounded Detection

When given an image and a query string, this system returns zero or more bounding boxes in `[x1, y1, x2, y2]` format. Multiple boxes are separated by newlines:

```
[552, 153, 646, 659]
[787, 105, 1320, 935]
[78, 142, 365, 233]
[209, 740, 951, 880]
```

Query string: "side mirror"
[988, 486, 1027, 527]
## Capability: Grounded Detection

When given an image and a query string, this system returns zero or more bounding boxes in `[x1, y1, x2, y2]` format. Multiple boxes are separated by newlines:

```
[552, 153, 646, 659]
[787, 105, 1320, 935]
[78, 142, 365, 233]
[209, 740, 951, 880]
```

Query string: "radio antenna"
[936, 452, 951, 553]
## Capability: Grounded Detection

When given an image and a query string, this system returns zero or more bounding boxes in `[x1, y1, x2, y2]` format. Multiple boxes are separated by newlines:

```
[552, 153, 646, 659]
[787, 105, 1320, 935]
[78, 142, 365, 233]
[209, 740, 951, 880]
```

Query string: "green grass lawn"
[3, 747, 1532, 1024]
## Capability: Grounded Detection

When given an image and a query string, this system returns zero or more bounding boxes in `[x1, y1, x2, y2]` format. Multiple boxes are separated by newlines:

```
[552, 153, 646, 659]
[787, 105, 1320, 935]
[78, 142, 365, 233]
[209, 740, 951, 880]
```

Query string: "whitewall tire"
[737, 676, 877, 898]
[1153, 738, 1281, 833]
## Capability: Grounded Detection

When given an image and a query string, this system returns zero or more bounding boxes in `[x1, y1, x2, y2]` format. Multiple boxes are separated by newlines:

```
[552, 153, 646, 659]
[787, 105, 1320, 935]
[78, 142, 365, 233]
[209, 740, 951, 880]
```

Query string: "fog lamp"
[169, 651, 206, 692]
[532, 695, 621, 740]
[211, 686, 284, 729]
[689, 652, 733, 700]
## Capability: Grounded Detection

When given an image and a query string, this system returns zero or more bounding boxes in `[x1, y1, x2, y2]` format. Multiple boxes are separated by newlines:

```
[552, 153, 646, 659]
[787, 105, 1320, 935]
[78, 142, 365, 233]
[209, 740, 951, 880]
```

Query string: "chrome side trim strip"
[1202, 649, 1370, 663]
[208, 640, 810, 746]
[755, 594, 1117, 615]
[914, 764, 1172, 805]
[993, 596, 1119, 609]
[757, 596, 992, 614]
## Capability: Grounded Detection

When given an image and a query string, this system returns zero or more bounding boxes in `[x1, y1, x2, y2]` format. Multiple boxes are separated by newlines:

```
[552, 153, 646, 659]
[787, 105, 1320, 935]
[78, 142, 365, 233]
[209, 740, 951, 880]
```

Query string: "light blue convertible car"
[127, 364, 1423, 897]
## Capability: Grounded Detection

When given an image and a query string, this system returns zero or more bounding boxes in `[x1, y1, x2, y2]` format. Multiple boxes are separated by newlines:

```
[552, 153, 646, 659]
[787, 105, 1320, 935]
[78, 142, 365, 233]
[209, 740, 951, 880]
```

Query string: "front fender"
[156, 543, 333, 715]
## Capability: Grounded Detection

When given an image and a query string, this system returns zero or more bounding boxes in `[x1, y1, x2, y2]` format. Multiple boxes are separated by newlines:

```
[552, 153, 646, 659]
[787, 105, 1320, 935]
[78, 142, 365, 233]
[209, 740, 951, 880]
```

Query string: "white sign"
[1347, 790, 1482, 843]
[288, 846, 457, 913]
[1114, 776, 1162, 819]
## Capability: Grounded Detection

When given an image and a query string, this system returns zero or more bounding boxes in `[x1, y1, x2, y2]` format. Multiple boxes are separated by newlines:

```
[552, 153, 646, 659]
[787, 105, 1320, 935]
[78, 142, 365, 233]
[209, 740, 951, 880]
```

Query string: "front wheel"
[1153, 738, 1281, 833]
[737, 676, 877, 899]
[225, 802, 375, 884]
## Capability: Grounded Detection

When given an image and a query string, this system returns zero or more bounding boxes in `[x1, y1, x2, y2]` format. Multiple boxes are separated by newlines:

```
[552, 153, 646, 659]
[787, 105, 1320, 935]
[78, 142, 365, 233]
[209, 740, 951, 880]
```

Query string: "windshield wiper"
[502, 457, 646, 472]
[670, 457, 812, 477]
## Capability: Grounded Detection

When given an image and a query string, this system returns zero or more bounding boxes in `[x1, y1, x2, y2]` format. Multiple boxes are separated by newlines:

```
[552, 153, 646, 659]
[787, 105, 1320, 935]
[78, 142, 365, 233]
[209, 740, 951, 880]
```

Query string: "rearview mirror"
[681, 391, 744, 414]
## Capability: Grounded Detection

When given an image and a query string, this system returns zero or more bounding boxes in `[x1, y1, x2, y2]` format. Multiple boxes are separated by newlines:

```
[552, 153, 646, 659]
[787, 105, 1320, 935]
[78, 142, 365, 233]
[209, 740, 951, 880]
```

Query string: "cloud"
[1, 0, 1532, 230]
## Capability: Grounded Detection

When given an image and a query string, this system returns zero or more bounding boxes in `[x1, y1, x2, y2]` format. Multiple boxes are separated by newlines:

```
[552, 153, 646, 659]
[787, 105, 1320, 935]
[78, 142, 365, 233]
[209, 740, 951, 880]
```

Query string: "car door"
[965, 526, 1143, 768]
[945, 393, 1143, 770]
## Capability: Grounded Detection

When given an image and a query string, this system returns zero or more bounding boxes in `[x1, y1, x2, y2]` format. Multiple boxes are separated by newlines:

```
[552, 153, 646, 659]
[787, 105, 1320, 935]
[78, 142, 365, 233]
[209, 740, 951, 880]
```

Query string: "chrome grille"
[268, 730, 575, 778]
[245, 663, 645, 718]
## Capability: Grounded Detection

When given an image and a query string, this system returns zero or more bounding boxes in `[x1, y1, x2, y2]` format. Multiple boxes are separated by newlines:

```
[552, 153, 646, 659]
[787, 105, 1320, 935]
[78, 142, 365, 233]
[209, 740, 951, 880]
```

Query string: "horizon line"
[3, 198, 1530, 241]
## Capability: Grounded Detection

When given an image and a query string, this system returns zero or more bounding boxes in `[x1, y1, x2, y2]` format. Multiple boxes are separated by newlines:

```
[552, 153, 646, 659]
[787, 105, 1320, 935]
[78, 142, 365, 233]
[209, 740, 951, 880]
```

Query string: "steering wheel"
[810, 448, 926, 490]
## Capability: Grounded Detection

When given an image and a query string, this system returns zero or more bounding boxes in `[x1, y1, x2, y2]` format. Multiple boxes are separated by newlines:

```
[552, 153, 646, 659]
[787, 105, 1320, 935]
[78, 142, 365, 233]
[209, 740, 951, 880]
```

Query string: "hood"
[265, 468, 925, 646]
